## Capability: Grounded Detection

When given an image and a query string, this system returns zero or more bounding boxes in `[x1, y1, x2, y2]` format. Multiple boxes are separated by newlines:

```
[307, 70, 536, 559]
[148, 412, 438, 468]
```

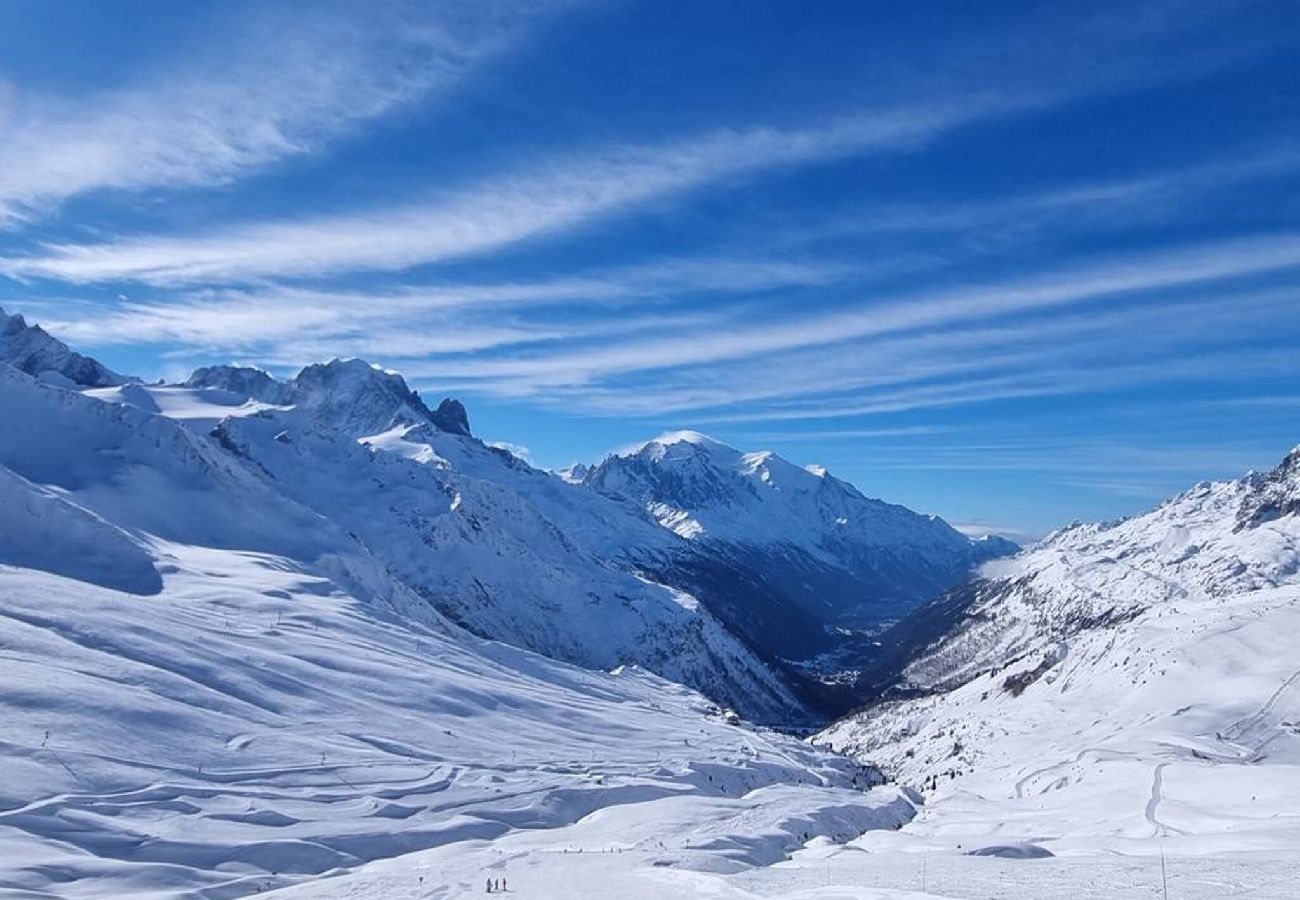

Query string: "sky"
[1, 0, 1298, 541]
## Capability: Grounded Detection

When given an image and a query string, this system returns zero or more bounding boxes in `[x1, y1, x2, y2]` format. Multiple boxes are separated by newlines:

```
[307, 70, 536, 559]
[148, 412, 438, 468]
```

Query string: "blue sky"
[1, 0, 1298, 540]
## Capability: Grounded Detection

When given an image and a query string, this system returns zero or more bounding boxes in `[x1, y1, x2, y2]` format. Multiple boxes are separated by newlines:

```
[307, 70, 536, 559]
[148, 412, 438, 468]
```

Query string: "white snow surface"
[0, 356, 803, 724]
[253, 586, 1300, 898]
[819, 584, 1300, 866]
[0, 357, 912, 897]
[0, 547, 907, 898]
[814, 450, 1300, 895]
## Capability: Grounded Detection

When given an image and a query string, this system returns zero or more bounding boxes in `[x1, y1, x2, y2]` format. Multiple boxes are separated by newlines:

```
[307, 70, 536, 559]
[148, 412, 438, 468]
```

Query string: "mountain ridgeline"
[0, 305, 1015, 724]
[578, 432, 1017, 672]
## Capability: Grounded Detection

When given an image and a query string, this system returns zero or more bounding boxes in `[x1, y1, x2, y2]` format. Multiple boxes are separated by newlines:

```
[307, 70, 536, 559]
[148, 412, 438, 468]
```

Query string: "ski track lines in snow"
[0, 555, 1273, 895]
[0, 548, 908, 898]
[818, 584, 1300, 896]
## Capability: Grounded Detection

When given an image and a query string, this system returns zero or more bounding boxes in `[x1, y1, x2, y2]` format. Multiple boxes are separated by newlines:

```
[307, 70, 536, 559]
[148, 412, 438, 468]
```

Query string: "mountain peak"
[432, 397, 471, 437]
[0, 305, 126, 388]
[555, 462, 590, 484]
[186, 364, 287, 403]
[619, 430, 726, 458]
[284, 358, 472, 438]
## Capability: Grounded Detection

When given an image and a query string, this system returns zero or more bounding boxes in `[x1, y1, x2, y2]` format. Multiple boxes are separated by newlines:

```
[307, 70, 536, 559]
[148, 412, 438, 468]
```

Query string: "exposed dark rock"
[1237, 446, 1300, 530]
[432, 397, 471, 436]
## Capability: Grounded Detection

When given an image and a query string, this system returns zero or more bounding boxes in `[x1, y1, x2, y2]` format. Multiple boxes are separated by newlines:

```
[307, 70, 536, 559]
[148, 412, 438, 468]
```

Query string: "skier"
[486, 877, 492, 893]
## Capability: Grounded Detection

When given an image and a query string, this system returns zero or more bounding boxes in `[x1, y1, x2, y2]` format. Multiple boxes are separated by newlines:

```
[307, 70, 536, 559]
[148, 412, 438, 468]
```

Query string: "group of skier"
[486, 876, 508, 892]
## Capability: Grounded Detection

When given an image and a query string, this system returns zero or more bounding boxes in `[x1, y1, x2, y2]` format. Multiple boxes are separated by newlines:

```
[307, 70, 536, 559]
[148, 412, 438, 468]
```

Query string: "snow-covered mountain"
[4, 308, 1298, 897]
[0, 423, 907, 896]
[0, 310, 1022, 721]
[0, 305, 125, 387]
[858, 446, 1300, 696]
[0, 313, 814, 723]
[579, 431, 1016, 668]
[817, 448, 1300, 858]
[0, 307, 930, 898]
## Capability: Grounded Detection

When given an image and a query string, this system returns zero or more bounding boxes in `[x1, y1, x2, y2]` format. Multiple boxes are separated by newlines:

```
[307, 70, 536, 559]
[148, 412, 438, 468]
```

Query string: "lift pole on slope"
[1160, 843, 1169, 900]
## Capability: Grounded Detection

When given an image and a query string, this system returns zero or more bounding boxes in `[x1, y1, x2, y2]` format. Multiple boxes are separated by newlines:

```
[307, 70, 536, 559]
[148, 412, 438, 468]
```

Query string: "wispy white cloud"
[0, 104, 1014, 284]
[0, 1, 554, 223]
[1, 0, 1281, 286]
[25, 292, 723, 365]
[37, 233, 1290, 419]
[737, 426, 955, 442]
[484, 440, 534, 463]
[16, 254, 848, 358]
[691, 348, 1300, 425]
[782, 145, 1300, 246]
[950, 520, 1046, 544]
[613, 283, 1300, 416]
[843, 440, 1273, 476]
[385, 233, 1300, 389]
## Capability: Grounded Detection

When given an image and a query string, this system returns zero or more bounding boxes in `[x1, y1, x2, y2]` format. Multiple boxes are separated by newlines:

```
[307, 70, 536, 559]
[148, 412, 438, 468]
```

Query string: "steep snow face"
[0, 305, 124, 387]
[0, 464, 162, 595]
[0, 354, 805, 722]
[286, 358, 450, 437]
[582, 432, 1016, 645]
[285, 359, 473, 437]
[817, 448, 1300, 858]
[199, 367, 803, 721]
[187, 361, 472, 435]
[0, 366, 346, 565]
[595, 431, 972, 553]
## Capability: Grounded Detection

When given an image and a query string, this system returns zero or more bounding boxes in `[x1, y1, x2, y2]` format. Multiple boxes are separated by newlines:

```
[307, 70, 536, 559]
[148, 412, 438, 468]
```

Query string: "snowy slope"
[580, 431, 1016, 668]
[818, 448, 1300, 861]
[878, 447, 1300, 694]
[0, 339, 920, 896]
[0, 351, 804, 724]
[0, 531, 907, 897]
[254, 580, 1300, 898]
